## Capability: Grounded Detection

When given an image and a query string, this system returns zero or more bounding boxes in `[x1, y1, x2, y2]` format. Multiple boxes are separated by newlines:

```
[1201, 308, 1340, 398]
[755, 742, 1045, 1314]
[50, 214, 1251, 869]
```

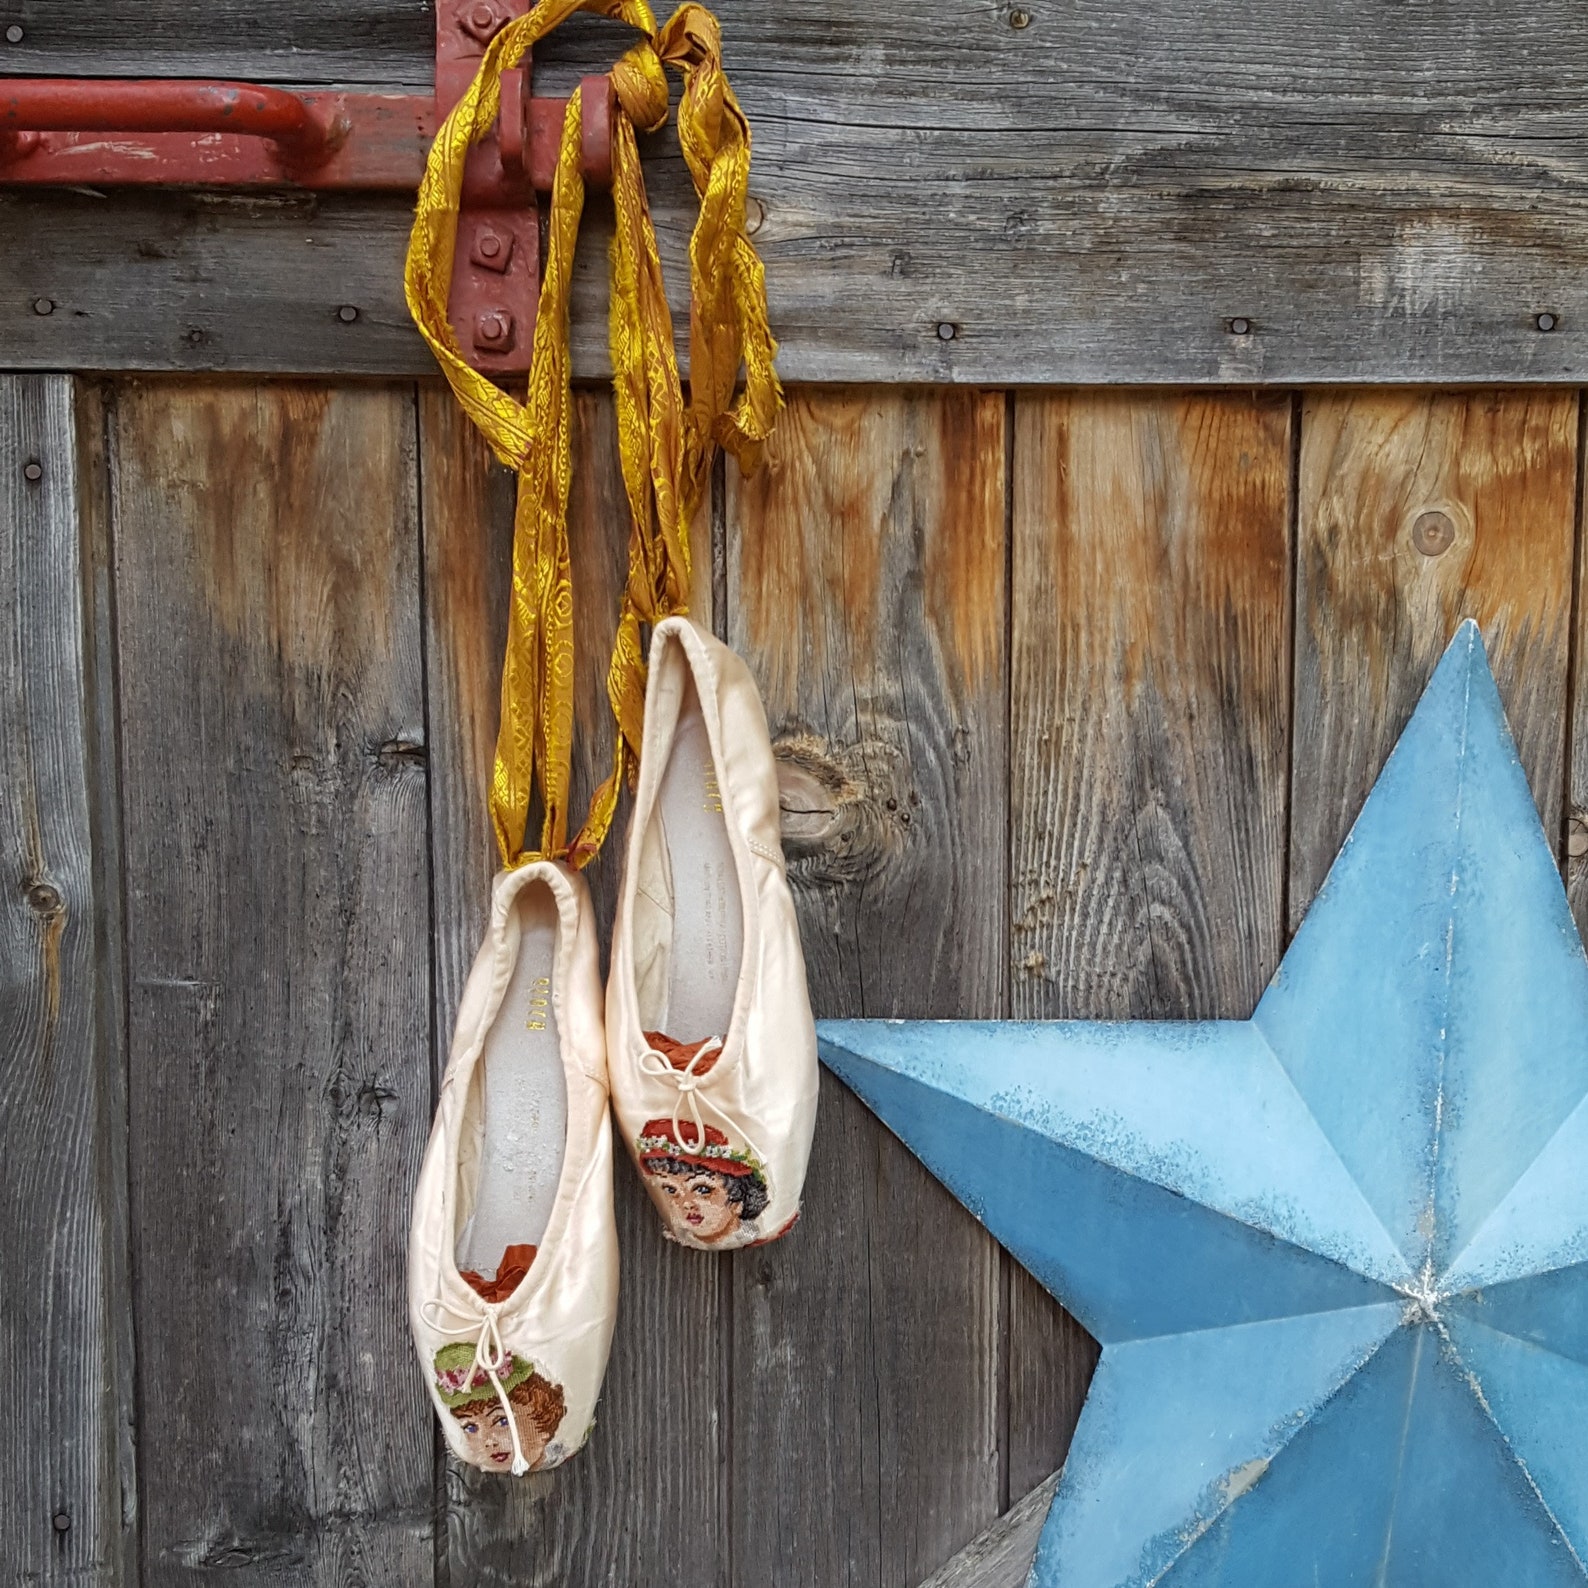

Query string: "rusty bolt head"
[473, 309, 515, 353]
[470, 229, 514, 273]
[1412, 510, 1457, 557]
[460, 2, 505, 42]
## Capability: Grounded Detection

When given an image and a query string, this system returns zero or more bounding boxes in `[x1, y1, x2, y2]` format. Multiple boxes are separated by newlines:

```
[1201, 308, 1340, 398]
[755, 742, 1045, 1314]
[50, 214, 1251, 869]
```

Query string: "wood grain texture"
[915, 1472, 1059, 1588]
[1292, 392, 1580, 927]
[0, 375, 135, 1587]
[421, 386, 727, 1588]
[1007, 391, 1294, 1493]
[11, 2, 1588, 379]
[111, 381, 434, 1586]
[725, 389, 1007, 1586]
[0, 0, 429, 80]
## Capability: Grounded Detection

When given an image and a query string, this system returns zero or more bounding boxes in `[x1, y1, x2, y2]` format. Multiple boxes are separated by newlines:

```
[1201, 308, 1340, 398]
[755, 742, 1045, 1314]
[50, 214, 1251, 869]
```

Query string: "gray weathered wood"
[726, 389, 1008, 1584]
[111, 380, 435, 1586]
[1007, 391, 1293, 1493]
[421, 386, 728, 1587]
[915, 1472, 1059, 1588]
[8, 1, 1588, 381]
[0, 0, 431, 82]
[1292, 392, 1580, 928]
[0, 374, 136, 1586]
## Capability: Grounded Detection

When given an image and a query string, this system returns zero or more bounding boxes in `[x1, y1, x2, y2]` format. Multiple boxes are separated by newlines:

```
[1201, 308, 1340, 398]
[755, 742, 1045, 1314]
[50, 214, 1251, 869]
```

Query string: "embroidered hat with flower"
[433, 1339, 535, 1408]
[636, 1116, 766, 1182]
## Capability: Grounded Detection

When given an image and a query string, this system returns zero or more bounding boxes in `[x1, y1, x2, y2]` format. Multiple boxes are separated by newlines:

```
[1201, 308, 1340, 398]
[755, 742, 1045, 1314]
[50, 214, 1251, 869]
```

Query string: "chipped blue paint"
[820, 624, 1588, 1587]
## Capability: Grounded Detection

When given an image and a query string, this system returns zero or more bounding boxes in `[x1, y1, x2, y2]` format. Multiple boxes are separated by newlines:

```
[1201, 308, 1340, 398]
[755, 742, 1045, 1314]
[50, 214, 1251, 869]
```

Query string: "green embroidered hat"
[433, 1341, 533, 1408]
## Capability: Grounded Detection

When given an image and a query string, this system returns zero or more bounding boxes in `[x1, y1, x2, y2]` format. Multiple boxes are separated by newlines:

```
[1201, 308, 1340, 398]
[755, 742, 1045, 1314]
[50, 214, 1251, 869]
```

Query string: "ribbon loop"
[405, 0, 781, 870]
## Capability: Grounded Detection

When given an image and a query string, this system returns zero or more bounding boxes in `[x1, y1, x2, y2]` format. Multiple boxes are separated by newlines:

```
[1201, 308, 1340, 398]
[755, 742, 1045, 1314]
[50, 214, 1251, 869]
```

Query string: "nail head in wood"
[1227, 317, 1252, 336]
[1411, 510, 1457, 557]
[1009, 8, 1031, 27]
[1569, 817, 1588, 860]
[22, 459, 41, 482]
[32, 297, 52, 316]
[936, 321, 958, 340]
[336, 304, 360, 324]
[51, 1510, 70, 1534]
[4, 24, 23, 43]
[1536, 312, 1558, 333]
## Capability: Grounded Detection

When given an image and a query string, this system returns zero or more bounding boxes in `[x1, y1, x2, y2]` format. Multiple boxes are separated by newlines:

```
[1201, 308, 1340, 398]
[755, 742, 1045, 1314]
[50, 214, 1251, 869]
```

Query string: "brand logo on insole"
[703, 766, 723, 814]
[525, 977, 551, 1032]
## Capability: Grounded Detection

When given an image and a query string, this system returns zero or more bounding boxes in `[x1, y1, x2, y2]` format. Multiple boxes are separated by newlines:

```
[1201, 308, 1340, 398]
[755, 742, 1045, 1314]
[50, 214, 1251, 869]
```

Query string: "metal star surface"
[821, 623, 1588, 1586]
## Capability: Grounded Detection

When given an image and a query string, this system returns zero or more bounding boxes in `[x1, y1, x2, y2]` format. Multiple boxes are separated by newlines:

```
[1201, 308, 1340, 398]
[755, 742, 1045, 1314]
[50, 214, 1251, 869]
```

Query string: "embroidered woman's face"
[650, 1167, 738, 1242]
[455, 1404, 518, 1468]
[453, 1400, 554, 1471]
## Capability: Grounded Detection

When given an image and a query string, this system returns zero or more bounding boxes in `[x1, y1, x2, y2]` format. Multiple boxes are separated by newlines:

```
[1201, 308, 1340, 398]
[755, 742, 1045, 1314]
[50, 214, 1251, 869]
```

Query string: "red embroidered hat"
[637, 1117, 763, 1179]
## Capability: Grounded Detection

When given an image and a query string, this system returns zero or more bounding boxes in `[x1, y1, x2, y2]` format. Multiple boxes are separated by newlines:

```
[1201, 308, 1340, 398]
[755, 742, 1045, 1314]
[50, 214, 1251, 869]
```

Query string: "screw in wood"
[936, 321, 958, 341]
[1008, 8, 1031, 27]
[1227, 317, 1252, 336]
[4, 24, 23, 43]
[745, 196, 767, 236]
[51, 1511, 70, 1534]
[1411, 510, 1457, 557]
[336, 305, 360, 324]
[23, 460, 42, 482]
[1536, 312, 1559, 333]
[32, 297, 53, 316]
[1570, 816, 1588, 860]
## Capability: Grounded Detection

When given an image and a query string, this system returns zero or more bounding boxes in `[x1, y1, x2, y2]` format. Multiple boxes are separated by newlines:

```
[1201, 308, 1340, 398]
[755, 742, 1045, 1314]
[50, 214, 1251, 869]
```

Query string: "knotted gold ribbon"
[405, 0, 781, 867]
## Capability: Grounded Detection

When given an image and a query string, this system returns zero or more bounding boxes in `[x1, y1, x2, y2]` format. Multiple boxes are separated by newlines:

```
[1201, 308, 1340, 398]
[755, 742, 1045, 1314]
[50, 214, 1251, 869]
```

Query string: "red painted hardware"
[0, 0, 618, 378]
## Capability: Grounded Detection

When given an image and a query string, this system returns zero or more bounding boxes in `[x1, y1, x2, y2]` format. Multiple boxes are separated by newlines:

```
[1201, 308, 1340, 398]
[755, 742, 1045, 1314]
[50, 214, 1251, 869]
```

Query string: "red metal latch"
[0, 0, 617, 377]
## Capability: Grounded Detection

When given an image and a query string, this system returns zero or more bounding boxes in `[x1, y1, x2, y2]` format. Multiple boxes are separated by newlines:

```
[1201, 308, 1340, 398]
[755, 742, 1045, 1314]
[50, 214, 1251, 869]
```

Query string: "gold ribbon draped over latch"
[405, 0, 782, 869]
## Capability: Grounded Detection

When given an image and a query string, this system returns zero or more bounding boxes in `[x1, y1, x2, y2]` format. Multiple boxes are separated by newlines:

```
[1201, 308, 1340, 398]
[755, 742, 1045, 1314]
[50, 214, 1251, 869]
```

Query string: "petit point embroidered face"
[433, 1343, 567, 1473]
[649, 1166, 740, 1242]
[636, 1117, 771, 1243]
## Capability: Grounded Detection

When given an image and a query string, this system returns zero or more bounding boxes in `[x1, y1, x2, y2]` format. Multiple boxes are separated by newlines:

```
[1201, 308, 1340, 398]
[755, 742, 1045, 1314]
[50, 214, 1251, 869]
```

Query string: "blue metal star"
[821, 623, 1588, 1587]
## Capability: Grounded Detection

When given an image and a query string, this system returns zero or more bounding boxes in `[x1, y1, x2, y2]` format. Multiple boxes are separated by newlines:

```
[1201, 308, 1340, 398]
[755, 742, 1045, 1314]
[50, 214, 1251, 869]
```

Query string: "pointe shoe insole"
[656, 682, 743, 1042]
[456, 884, 568, 1279]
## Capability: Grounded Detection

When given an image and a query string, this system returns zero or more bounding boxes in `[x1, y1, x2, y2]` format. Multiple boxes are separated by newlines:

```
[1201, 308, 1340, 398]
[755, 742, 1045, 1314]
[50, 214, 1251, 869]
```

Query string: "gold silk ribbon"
[405, 0, 782, 869]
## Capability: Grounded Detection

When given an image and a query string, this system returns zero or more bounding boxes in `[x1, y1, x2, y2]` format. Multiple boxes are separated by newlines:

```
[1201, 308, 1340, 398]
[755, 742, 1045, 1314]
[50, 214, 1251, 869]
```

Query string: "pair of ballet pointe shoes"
[408, 618, 819, 1475]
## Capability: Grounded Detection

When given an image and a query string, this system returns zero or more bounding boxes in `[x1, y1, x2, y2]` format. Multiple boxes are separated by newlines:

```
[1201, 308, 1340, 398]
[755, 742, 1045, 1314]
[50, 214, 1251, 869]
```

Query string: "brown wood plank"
[11, 3, 1588, 380]
[421, 385, 727, 1586]
[725, 388, 1007, 1585]
[111, 380, 434, 1586]
[1292, 392, 1580, 927]
[0, 374, 136, 1587]
[1007, 391, 1294, 1495]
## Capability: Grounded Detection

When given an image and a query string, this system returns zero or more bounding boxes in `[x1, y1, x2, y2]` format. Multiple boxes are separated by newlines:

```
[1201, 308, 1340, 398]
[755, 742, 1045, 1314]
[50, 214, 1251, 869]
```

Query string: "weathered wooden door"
[5, 6, 1587, 1588]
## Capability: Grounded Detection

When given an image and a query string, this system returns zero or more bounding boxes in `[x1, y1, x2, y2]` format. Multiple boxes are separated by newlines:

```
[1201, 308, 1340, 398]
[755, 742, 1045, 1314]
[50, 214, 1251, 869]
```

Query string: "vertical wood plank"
[1294, 392, 1580, 927]
[0, 376, 136, 1586]
[1007, 390, 1294, 1496]
[726, 388, 1008, 1586]
[112, 381, 434, 1586]
[422, 386, 726, 1587]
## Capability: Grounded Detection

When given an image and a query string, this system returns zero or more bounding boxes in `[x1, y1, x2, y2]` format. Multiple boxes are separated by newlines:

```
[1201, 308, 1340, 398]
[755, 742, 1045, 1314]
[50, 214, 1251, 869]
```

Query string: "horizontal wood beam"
[3, 0, 1588, 381]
